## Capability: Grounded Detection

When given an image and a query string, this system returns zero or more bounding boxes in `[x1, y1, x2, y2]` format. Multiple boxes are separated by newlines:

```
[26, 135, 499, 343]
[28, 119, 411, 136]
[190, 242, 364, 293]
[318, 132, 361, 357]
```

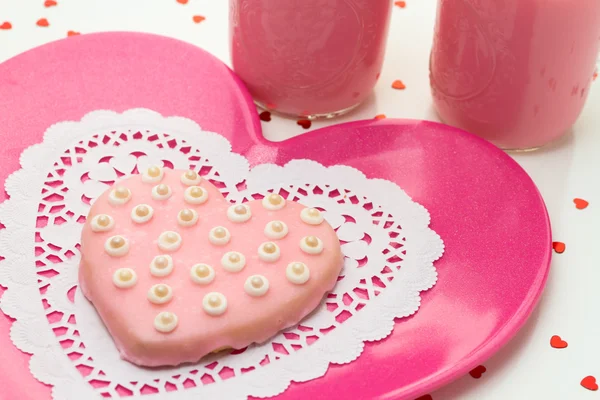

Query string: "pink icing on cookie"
[79, 168, 343, 367]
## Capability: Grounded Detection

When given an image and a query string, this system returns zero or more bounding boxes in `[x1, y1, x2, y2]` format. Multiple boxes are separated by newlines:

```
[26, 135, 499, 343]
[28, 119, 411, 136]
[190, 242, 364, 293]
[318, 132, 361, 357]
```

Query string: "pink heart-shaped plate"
[0, 32, 551, 400]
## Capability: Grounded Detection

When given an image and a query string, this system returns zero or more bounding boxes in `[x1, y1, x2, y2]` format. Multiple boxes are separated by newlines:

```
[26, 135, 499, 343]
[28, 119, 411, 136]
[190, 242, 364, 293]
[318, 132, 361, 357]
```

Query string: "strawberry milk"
[230, 0, 393, 118]
[430, 0, 600, 149]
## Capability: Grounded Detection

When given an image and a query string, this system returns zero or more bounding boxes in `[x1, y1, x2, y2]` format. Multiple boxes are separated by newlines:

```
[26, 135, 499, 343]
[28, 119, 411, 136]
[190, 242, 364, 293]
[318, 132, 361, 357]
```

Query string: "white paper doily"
[0, 109, 444, 400]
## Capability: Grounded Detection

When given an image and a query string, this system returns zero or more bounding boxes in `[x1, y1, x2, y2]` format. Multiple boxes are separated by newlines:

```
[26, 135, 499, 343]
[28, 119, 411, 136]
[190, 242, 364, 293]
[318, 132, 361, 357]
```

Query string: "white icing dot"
[151, 184, 172, 201]
[262, 193, 286, 211]
[104, 235, 130, 257]
[300, 236, 324, 255]
[202, 292, 227, 316]
[90, 214, 115, 232]
[227, 204, 252, 223]
[130, 204, 154, 224]
[220, 251, 246, 272]
[184, 186, 209, 205]
[190, 263, 216, 285]
[108, 186, 132, 206]
[264, 220, 289, 240]
[300, 207, 324, 225]
[141, 165, 165, 183]
[147, 283, 173, 304]
[286, 262, 310, 284]
[154, 311, 178, 333]
[112, 268, 137, 288]
[180, 170, 202, 186]
[208, 226, 231, 246]
[158, 231, 182, 252]
[258, 242, 281, 263]
[244, 275, 270, 297]
[177, 208, 199, 227]
[149, 255, 174, 277]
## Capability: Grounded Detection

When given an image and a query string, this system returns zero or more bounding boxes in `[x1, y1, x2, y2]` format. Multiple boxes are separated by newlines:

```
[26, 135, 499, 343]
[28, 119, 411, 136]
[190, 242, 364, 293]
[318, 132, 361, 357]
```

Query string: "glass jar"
[230, 0, 393, 119]
[430, 0, 600, 150]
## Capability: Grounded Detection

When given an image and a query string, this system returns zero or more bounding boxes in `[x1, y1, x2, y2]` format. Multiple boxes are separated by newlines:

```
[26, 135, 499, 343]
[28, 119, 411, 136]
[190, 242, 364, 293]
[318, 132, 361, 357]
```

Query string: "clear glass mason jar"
[230, 0, 393, 119]
[430, 0, 600, 150]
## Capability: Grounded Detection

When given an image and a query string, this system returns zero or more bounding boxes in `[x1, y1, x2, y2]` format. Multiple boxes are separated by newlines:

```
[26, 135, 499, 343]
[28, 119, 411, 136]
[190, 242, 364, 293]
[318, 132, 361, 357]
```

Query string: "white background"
[0, 0, 598, 399]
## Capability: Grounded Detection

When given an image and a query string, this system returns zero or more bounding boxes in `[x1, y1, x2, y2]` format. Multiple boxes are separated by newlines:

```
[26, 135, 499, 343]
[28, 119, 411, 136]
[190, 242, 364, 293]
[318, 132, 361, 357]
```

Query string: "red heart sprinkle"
[573, 198, 589, 209]
[259, 111, 271, 122]
[193, 15, 205, 24]
[36, 18, 49, 27]
[395, 1, 406, 7]
[469, 365, 486, 379]
[550, 335, 568, 349]
[44, 0, 57, 7]
[415, 395, 433, 400]
[375, 114, 387, 120]
[552, 241, 566, 254]
[594, 71, 598, 81]
[177, 0, 188, 3]
[392, 80, 406, 90]
[0, 22, 11, 30]
[67, 30, 80, 37]
[297, 119, 312, 129]
[581, 376, 598, 391]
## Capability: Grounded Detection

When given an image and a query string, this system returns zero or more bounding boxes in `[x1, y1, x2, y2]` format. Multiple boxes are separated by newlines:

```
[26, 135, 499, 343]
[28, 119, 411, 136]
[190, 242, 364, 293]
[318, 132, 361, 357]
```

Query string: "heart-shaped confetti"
[573, 198, 589, 209]
[193, 15, 205, 24]
[552, 241, 566, 254]
[469, 365, 487, 379]
[392, 80, 406, 90]
[581, 376, 598, 391]
[79, 168, 343, 367]
[297, 119, 312, 129]
[550, 335, 568, 349]
[44, 0, 57, 7]
[67, 30, 80, 37]
[0, 22, 11, 30]
[36, 18, 49, 27]
[415, 395, 433, 400]
[177, 0, 188, 3]
[395, 1, 406, 7]
[259, 111, 272, 122]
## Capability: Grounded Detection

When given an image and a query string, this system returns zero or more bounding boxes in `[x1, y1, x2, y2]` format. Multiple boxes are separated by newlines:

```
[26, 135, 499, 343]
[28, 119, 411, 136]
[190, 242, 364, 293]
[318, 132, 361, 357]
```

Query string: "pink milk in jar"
[430, 0, 600, 150]
[230, 0, 393, 118]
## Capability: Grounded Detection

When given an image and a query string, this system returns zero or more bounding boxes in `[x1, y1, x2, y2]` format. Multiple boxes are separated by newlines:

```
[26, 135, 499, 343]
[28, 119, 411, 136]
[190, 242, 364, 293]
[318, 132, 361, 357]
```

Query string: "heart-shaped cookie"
[79, 168, 343, 367]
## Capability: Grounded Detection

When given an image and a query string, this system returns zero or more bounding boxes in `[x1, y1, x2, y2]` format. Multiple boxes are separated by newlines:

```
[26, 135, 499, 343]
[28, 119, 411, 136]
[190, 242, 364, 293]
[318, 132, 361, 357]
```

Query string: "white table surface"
[0, 1, 598, 399]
